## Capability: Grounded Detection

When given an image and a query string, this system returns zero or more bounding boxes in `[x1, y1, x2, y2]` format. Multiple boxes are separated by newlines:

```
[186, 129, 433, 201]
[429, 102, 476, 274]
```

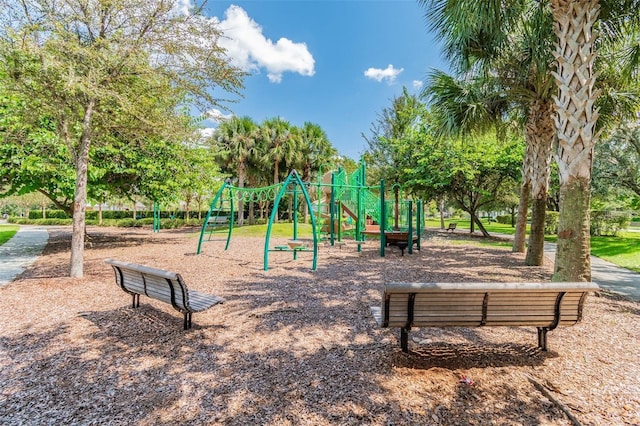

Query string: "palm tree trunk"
[237, 163, 246, 227]
[513, 180, 530, 252]
[550, 0, 600, 281]
[526, 196, 548, 265]
[525, 99, 555, 265]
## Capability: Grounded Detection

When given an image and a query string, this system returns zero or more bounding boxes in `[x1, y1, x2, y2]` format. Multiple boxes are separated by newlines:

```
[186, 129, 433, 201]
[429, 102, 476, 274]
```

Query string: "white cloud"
[206, 109, 234, 122]
[173, 0, 193, 16]
[412, 80, 424, 89]
[216, 5, 315, 83]
[198, 127, 216, 138]
[364, 64, 404, 84]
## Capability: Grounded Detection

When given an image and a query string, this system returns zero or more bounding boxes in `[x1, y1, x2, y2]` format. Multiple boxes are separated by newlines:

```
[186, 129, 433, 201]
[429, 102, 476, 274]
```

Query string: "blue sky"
[201, 1, 449, 160]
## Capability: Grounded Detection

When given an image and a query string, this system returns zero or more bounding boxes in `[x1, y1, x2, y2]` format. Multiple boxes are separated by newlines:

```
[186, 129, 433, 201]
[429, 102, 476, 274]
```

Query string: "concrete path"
[543, 242, 640, 301]
[0, 225, 49, 287]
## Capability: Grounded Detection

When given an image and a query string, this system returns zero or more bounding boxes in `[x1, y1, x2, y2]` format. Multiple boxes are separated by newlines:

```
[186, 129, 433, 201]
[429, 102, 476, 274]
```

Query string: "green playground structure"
[197, 170, 318, 271]
[312, 161, 424, 256]
[196, 162, 424, 270]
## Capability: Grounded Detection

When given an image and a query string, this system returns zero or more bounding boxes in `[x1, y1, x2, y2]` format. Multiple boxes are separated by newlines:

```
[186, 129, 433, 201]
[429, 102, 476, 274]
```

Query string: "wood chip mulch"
[1, 226, 638, 425]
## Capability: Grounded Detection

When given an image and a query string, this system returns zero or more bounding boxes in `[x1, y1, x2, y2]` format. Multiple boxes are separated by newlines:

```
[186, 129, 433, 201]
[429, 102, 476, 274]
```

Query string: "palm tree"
[260, 117, 299, 185]
[422, 0, 640, 279]
[423, 2, 557, 265]
[296, 122, 337, 222]
[213, 115, 257, 226]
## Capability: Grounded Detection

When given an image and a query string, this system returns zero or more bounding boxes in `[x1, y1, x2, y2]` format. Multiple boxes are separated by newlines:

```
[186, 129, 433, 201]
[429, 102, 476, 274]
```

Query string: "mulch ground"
[0, 226, 638, 425]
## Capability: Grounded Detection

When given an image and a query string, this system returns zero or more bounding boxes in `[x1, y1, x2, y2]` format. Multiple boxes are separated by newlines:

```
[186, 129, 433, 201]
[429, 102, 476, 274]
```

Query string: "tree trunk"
[550, 0, 600, 282]
[526, 196, 547, 265]
[439, 198, 445, 229]
[471, 212, 490, 237]
[553, 178, 592, 281]
[69, 98, 95, 278]
[513, 180, 530, 252]
[248, 200, 255, 225]
[524, 99, 555, 264]
[237, 164, 246, 227]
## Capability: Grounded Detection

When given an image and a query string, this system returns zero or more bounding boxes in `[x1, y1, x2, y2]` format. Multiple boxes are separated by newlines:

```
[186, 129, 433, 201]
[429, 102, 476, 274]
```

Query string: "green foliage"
[590, 211, 631, 237]
[495, 215, 511, 224]
[8, 218, 73, 226]
[29, 210, 69, 219]
[544, 211, 559, 235]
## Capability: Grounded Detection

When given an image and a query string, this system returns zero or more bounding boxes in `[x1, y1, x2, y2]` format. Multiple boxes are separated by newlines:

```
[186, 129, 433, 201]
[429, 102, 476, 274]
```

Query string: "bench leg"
[132, 294, 140, 308]
[184, 312, 192, 330]
[400, 327, 409, 353]
[537, 327, 548, 351]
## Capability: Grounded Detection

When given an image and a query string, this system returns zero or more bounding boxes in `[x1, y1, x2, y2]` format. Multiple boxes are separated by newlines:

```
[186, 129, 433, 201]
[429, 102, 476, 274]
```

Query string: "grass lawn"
[427, 218, 640, 273]
[0, 225, 19, 246]
[199, 222, 316, 239]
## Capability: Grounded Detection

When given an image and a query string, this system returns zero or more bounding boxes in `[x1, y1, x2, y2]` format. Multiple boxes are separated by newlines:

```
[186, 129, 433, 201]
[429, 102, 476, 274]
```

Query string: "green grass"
[427, 218, 640, 273]
[0, 225, 19, 246]
[198, 222, 315, 239]
[590, 232, 640, 273]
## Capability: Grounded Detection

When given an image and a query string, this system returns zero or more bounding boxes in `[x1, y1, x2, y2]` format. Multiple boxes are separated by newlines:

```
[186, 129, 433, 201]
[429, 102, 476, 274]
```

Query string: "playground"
[1, 226, 638, 425]
[196, 165, 424, 272]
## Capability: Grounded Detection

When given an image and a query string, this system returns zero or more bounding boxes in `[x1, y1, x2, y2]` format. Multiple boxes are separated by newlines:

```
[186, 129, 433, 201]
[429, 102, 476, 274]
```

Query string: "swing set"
[196, 170, 318, 271]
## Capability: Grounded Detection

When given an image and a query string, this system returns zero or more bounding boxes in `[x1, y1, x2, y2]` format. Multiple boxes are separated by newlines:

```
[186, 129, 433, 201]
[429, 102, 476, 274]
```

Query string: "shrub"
[544, 211, 559, 235]
[591, 211, 630, 236]
[116, 218, 143, 228]
[29, 210, 70, 219]
[496, 215, 511, 225]
[10, 218, 73, 225]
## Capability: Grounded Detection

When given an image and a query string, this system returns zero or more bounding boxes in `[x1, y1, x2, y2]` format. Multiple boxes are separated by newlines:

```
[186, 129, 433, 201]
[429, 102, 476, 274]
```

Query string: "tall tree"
[422, 2, 557, 265]
[364, 87, 425, 186]
[296, 122, 337, 222]
[0, 0, 243, 277]
[422, 0, 640, 279]
[213, 116, 258, 226]
[260, 117, 298, 185]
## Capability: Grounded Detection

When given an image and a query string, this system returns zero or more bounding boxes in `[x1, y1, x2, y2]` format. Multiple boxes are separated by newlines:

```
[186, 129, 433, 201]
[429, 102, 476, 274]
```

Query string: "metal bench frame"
[105, 259, 225, 330]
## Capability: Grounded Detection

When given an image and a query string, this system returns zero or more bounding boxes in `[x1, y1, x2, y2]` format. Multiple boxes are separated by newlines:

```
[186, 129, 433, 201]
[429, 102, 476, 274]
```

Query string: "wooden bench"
[446, 223, 457, 232]
[105, 259, 225, 330]
[371, 282, 599, 353]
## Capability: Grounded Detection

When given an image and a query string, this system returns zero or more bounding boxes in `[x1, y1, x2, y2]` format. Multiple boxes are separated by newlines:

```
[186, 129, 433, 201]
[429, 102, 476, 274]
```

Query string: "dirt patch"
[1, 226, 638, 425]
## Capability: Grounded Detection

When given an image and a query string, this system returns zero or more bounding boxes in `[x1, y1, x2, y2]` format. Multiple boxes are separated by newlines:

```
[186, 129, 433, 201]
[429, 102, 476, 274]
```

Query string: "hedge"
[27, 209, 211, 220]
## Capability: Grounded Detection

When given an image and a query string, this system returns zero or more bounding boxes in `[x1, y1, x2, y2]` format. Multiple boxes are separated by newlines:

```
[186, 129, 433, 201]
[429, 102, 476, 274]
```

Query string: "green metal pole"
[225, 188, 234, 251]
[337, 201, 342, 242]
[292, 171, 318, 270]
[197, 182, 228, 254]
[380, 179, 386, 257]
[264, 183, 286, 271]
[417, 200, 422, 250]
[330, 172, 336, 246]
[293, 185, 299, 260]
[153, 202, 159, 233]
[408, 200, 413, 255]
[356, 183, 362, 252]
[316, 166, 322, 241]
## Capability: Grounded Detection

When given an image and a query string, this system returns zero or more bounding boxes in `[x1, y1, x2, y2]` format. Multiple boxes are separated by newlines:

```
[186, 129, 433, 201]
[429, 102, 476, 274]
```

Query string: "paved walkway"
[1, 224, 639, 301]
[543, 242, 640, 301]
[0, 224, 49, 287]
